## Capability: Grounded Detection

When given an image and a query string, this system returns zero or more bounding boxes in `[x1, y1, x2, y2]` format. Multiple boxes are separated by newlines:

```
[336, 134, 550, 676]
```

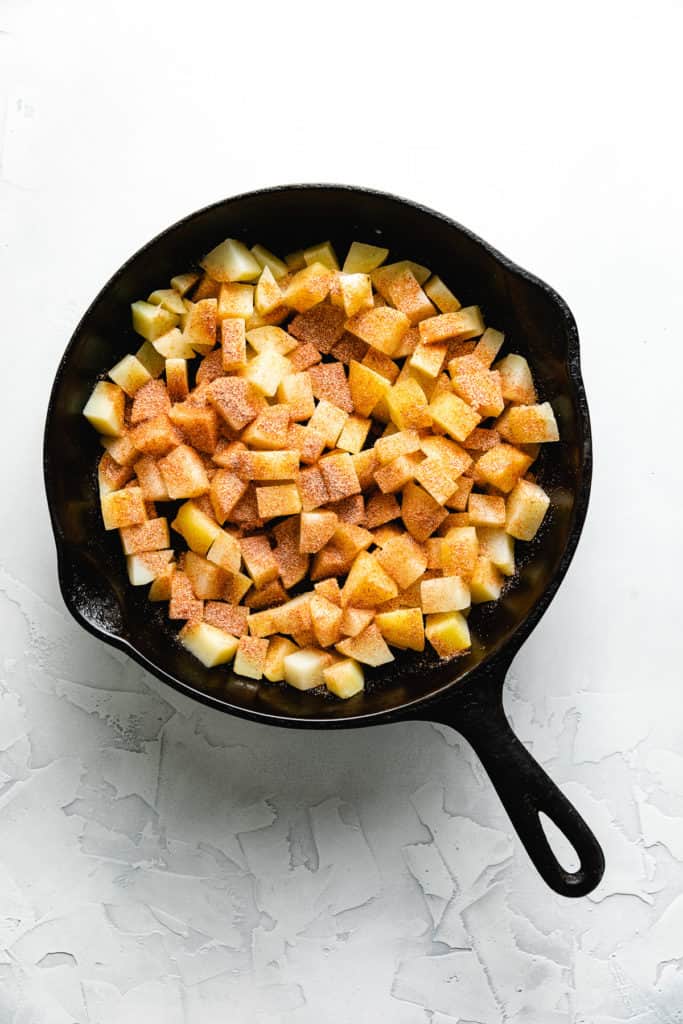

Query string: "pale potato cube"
[148, 288, 186, 315]
[401, 480, 448, 540]
[308, 399, 349, 447]
[335, 622, 394, 666]
[83, 381, 125, 436]
[283, 647, 333, 690]
[247, 325, 298, 355]
[285, 262, 333, 312]
[342, 551, 399, 608]
[505, 479, 550, 540]
[184, 550, 226, 599]
[131, 300, 179, 341]
[470, 557, 504, 603]
[208, 377, 262, 431]
[375, 607, 425, 651]
[419, 306, 485, 345]
[256, 484, 302, 519]
[429, 392, 481, 442]
[263, 636, 299, 682]
[409, 340, 448, 379]
[374, 453, 422, 494]
[223, 570, 253, 605]
[441, 526, 479, 581]
[240, 534, 278, 587]
[343, 241, 389, 274]
[336, 414, 371, 454]
[376, 533, 428, 590]
[371, 260, 431, 296]
[183, 298, 217, 353]
[135, 340, 166, 378]
[348, 360, 392, 416]
[126, 550, 174, 586]
[171, 499, 221, 554]
[98, 452, 133, 494]
[300, 511, 339, 553]
[277, 372, 316, 421]
[169, 571, 203, 620]
[152, 327, 196, 360]
[303, 240, 339, 271]
[207, 530, 242, 573]
[201, 237, 261, 282]
[218, 282, 254, 320]
[310, 594, 343, 647]
[420, 575, 471, 613]
[251, 244, 289, 280]
[494, 353, 537, 404]
[375, 429, 421, 464]
[331, 522, 373, 560]
[119, 516, 169, 555]
[323, 658, 365, 699]
[242, 349, 291, 397]
[337, 273, 374, 317]
[478, 527, 515, 576]
[467, 493, 507, 527]
[497, 402, 560, 444]
[159, 444, 210, 499]
[345, 306, 410, 356]
[148, 566, 176, 601]
[386, 378, 431, 430]
[169, 272, 198, 296]
[386, 269, 436, 324]
[424, 275, 462, 313]
[254, 266, 283, 316]
[476, 444, 533, 493]
[180, 621, 238, 667]
[474, 328, 505, 367]
[101, 487, 147, 530]
[449, 359, 505, 418]
[234, 635, 269, 679]
[413, 457, 458, 506]
[425, 611, 471, 657]
[319, 452, 361, 502]
[242, 450, 299, 481]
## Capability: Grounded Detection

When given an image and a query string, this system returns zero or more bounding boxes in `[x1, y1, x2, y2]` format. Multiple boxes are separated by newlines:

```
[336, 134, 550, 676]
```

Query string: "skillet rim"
[43, 183, 592, 727]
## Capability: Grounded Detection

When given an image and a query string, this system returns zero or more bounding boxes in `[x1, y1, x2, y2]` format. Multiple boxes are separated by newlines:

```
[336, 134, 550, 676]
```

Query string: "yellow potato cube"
[505, 479, 550, 540]
[284, 262, 333, 312]
[467, 493, 507, 528]
[263, 636, 299, 682]
[242, 450, 299, 481]
[126, 550, 174, 586]
[376, 533, 428, 590]
[335, 622, 394, 666]
[152, 327, 196, 360]
[251, 244, 289, 280]
[345, 306, 410, 356]
[256, 484, 302, 519]
[348, 360, 392, 416]
[220, 318, 248, 371]
[223, 570, 253, 605]
[100, 487, 147, 530]
[385, 269, 436, 324]
[374, 453, 422, 494]
[425, 611, 471, 657]
[240, 535, 279, 587]
[184, 551, 227, 599]
[119, 517, 169, 555]
[401, 481, 448, 541]
[171, 500, 221, 554]
[342, 551, 399, 608]
[470, 557, 504, 603]
[83, 381, 126, 437]
[277, 372, 316, 421]
[420, 575, 471, 614]
[135, 340, 166, 379]
[201, 237, 261, 282]
[107, 354, 151, 397]
[234, 635, 269, 679]
[419, 306, 485, 345]
[476, 443, 533, 493]
[342, 241, 389, 274]
[371, 260, 431, 296]
[375, 607, 425, 652]
[207, 530, 242, 573]
[337, 273, 374, 318]
[165, 358, 189, 401]
[308, 399, 349, 447]
[424, 275, 462, 313]
[180, 622, 238, 667]
[300, 511, 339, 553]
[323, 658, 365, 699]
[441, 526, 479, 581]
[494, 353, 537, 404]
[310, 594, 344, 647]
[497, 402, 560, 444]
[303, 240, 339, 271]
[246, 325, 298, 355]
[218, 282, 254, 320]
[183, 298, 218, 354]
[319, 452, 361, 502]
[148, 566, 176, 601]
[478, 527, 516, 576]
[159, 444, 210, 499]
[242, 349, 291, 397]
[413, 457, 459, 506]
[429, 392, 481, 442]
[283, 647, 333, 690]
[241, 406, 291, 450]
[336, 414, 371, 454]
[386, 378, 431, 430]
[474, 328, 505, 367]
[148, 288, 186, 315]
[254, 266, 283, 316]
[131, 300, 179, 341]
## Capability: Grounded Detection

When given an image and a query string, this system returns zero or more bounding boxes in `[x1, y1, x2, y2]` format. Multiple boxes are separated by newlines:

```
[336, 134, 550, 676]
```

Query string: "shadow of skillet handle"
[412, 662, 606, 898]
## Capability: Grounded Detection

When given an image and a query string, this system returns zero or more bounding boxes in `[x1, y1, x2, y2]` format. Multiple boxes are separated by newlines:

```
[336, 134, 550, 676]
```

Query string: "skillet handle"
[424, 679, 605, 897]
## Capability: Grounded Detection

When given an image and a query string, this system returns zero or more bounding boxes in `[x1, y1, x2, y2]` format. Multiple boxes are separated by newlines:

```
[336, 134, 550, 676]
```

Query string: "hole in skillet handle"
[413, 664, 605, 898]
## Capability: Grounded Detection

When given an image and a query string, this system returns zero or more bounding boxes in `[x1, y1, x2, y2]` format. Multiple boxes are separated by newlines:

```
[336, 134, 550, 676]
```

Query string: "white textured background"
[2, 1, 682, 1021]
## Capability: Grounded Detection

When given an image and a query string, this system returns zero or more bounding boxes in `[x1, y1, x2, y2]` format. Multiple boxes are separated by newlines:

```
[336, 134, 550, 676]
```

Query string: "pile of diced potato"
[84, 236, 559, 700]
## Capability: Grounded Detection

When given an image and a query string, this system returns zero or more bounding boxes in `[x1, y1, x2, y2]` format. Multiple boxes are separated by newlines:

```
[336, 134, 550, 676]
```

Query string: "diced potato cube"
[424, 275, 461, 313]
[371, 260, 431, 296]
[234, 635, 269, 679]
[285, 249, 306, 271]
[134, 455, 169, 501]
[374, 453, 422, 494]
[478, 527, 515, 576]
[386, 378, 431, 430]
[308, 362, 354, 412]
[240, 450, 299, 481]
[303, 240, 339, 270]
[505, 479, 550, 540]
[184, 550, 226, 599]
[254, 266, 283, 316]
[172, 499, 221, 554]
[386, 269, 436, 324]
[242, 349, 291, 397]
[441, 526, 479, 581]
[148, 288, 186, 315]
[339, 606, 374, 637]
[287, 424, 326, 464]
[240, 535, 279, 587]
[343, 241, 389, 274]
[445, 476, 474, 511]
[420, 575, 471, 613]
[314, 578, 342, 605]
[166, 358, 189, 401]
[425, 611, 471, 656]
[308, 399, 349, 447]
[208, 377, 261, 431]
[209, 470, 248, 523]
[169, 404, 218, 453]
[256, 483, 302, 519]
[119, 517, 169, 555]
[342, 551, 398, 608]
[319, 452, 361, 502]
[348, 360, 392, 416]
[180, 621, 238, 667]
[152, 327, 196, 360]
[470, 557, 504, 603]
[285, 262, 333, 312]
[375, 429, 421, 464]
[345, 306, 410, 356]
[474, 328, 505, 367]
[300, 511, 339, 553]
[131, 300, 179, 341]
[429, 392, 481, 442]
[335, 272, 373, 318]
[242, 406, 290, 450]
[375, 607, 425, 651]
[135, 340, 166, 379]
[467, 493, 507, 527]
[207, 529, 242, 573]
[191, 275, 220, 301]
[277, 372, 316, 421]
[222, 570, 253, 605]
[98, 451, 133, 494]
[336, 414, 371, 454]
[245, 579, 290, 611]
[376, 533, 428, 590]
[323, 658, 365, 699]
[251, 244, 289, 280]
[414, 457, 458, 506]
[182, 298, 217, 353]
[310, 594, 343, 647]
[419, 306, 485, 345]
[127, 550, 174, 586]
[365, 492, 400, 529]
[169, 272, 198, 296]
[83, 381, 126, 436]
[201, 238, 261, 282]
[148, 566, 175, 601]
[169, 571, 203, 621]
[401, 480, 448, 540]
[108, 354, 152, 397]
[130, 413, 182, 457]
[497, 402, 559, 444]
[335, 623, 394, 666]
[159, 444, 210, 499]
[263, 636, 299, 681]
[101, 487, 147, 530]
[331, 522, 373, 560]
[246, 325, 298, 355]
[449, 361, 505, 418]
[283, 647, 332, 689]
[476, 443, 533, 493]
[217, 282, 254, 320]
[297, 466, 330, 511]
[494, 353, 537, 404]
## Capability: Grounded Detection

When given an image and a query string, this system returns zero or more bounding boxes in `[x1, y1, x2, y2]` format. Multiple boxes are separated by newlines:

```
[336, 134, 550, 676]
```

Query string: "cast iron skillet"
[43, 184, 604, 897]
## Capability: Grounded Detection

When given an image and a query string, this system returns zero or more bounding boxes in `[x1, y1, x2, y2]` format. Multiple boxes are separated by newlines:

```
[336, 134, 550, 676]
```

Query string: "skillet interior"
[44, 185, 590, 725]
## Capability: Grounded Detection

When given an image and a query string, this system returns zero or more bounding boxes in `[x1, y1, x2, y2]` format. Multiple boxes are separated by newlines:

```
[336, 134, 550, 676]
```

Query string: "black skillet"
[43, 184, 605, 897]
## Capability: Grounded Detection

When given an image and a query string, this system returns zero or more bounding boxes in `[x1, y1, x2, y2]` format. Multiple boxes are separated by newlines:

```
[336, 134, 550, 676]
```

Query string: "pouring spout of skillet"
[43, 184, 604, 897]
